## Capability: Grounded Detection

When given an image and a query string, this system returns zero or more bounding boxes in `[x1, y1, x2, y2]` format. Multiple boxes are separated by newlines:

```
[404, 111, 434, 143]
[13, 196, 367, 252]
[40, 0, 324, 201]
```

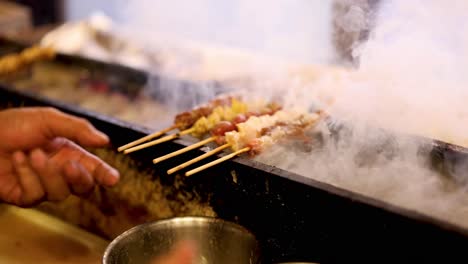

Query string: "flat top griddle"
[2, 82, 468, 263]
[1, 39, 468, 263]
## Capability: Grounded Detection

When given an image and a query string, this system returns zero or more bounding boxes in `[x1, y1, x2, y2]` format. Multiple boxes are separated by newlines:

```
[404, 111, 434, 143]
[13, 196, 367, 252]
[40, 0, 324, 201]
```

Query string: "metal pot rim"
[102, 216, 257, 263]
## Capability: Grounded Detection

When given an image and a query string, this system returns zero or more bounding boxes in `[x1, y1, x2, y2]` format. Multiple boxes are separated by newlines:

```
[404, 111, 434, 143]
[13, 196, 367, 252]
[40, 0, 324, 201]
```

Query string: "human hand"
[0, 107, 119, 207]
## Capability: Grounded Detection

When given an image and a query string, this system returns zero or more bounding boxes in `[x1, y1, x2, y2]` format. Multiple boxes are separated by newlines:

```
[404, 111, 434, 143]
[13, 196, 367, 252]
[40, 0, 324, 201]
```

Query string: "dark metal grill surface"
[2, 83, 468, 263]
[1, 39, 468, 263]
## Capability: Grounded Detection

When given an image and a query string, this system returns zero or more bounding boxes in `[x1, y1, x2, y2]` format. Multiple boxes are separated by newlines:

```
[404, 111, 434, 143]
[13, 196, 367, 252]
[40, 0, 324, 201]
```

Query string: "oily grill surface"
[2, 82, 468, 263]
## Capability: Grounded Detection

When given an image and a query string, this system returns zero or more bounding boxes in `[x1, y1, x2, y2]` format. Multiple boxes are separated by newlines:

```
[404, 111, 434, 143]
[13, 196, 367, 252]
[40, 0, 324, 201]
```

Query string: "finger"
[29, 148, 70, 202]
[92, 162, 120, 187]
[38, 107, 109, 147]
[12, 151, 45, 206]
[78, 156, 120, 187]
[46, 139, 120, 187]
[63, 161, 95, 195]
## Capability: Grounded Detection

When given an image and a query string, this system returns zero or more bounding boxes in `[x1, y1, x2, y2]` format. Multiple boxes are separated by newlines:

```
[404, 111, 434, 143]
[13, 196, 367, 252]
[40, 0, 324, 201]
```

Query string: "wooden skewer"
[118, 126, 176, 152]
[123, 128, 194, 154]
[185, 147, 250, 177]
[153, 137, 216, 164]
[167, 143, 231, 175]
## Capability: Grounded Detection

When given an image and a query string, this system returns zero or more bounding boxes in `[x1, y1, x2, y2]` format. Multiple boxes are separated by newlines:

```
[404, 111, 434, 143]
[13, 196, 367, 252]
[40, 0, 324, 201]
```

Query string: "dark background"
[13, 0, 63, 25]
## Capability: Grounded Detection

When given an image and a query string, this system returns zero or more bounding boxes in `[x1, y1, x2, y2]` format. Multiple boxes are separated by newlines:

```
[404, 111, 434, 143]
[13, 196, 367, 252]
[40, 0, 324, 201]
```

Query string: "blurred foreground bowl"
[103, 216, 260, 264]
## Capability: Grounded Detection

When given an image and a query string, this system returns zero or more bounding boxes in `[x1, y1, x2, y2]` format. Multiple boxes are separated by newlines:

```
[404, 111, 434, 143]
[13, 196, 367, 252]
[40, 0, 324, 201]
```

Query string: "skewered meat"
[190, 98, 248, 138]
[225, 111, 321, 152]
[174, 96, 236, 130]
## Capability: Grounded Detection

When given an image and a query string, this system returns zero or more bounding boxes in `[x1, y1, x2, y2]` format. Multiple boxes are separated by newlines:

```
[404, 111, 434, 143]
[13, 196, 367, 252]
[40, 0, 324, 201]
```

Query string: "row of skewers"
[118, 95, 324, 176]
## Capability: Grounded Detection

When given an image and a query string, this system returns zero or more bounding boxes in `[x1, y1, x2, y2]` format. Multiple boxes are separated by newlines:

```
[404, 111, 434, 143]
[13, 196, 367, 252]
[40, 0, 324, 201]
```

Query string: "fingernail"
[29, 149, 46, 170]
[107, 168, 120, 185]
[13, 151, 26, 165]
[94, 130, 110, 144]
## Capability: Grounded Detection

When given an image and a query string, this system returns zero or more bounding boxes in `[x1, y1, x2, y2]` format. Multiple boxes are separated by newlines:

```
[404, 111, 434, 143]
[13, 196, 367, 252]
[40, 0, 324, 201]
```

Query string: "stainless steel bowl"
[103, 216, 260, 264]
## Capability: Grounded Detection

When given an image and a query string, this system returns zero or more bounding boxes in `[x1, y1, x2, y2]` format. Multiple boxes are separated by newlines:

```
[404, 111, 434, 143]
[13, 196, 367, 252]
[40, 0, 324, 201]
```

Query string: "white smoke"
[255, 0, 468, 229]
[334, 0, 468, 147]
[67, 1, 468, 228]
[114, 0, 334, 65]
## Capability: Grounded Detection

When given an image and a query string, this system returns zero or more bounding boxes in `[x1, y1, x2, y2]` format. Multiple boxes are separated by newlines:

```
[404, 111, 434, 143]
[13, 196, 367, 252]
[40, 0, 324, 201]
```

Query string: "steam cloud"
[110, 0, 468, 228]
[258, 0, 468, 229]
[115, 0, 334, 64]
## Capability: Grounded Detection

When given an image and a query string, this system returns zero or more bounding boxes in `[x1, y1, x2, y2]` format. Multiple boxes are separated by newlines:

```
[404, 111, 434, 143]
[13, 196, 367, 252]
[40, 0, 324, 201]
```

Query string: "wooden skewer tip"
[185, 147, 250, 177]
[117, 126, 176, 152]
[166, 143, 231, 175]
[123, 133, 180, 154]
[153, 137, 215, 164]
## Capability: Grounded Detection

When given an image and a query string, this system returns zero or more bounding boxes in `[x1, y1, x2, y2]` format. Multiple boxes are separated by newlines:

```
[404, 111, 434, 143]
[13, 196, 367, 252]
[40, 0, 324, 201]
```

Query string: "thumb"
[39, 108, 109, 147]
